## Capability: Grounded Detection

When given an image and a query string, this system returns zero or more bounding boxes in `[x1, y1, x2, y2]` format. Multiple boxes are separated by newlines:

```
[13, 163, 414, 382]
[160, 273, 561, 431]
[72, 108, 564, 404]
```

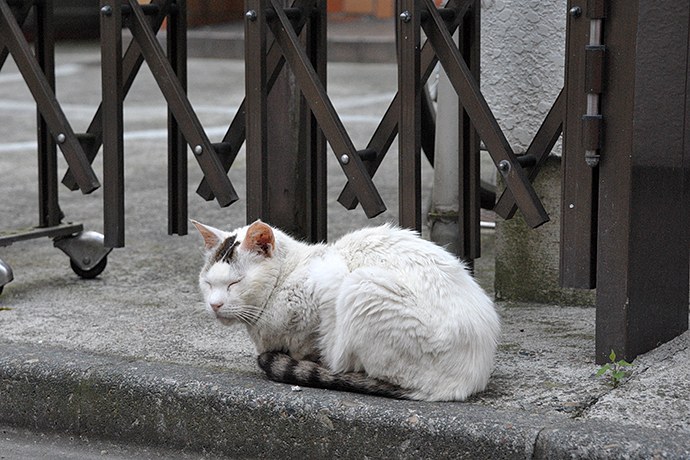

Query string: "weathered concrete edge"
[0, 342, 687, 459]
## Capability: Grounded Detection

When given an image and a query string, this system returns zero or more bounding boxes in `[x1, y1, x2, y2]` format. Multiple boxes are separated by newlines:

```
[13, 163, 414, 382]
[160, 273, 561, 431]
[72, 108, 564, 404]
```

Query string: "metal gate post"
[301, 0, 327, 242]
[244, 0, 269, 223]
[456, 0, 481, 261]
[263, 0, 324, 240]
[397, 0, 422, 231]
[34, 0, 60, 228]
[561, 0, 598, 289]
[100, 0, 125, 248]
[593, 0, 689, 363]
[167, 0, 188, 236]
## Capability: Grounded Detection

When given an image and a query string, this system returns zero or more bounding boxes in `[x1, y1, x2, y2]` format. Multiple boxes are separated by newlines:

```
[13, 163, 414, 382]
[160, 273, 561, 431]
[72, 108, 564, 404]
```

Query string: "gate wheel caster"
[70, 256, 108, 279]
[0, 259, 13, 296]
[54, 231, 112, 280]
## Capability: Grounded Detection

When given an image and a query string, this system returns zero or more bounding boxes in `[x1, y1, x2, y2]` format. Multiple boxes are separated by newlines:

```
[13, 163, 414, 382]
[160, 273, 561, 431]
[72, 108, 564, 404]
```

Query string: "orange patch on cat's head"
[241, 220, 275, 257]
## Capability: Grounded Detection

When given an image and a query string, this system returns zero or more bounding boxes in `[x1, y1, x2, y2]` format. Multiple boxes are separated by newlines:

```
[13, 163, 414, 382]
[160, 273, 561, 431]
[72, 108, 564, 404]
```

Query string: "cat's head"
[191, 219, 278, 327]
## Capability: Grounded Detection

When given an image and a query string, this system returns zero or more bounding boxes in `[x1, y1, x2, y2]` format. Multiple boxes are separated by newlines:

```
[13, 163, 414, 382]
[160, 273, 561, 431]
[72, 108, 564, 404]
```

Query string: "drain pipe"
[428, 51, 461, 253]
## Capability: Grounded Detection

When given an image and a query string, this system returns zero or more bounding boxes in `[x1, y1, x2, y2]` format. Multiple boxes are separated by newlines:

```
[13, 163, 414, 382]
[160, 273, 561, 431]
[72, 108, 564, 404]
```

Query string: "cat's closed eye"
[227, 279, 242, 290]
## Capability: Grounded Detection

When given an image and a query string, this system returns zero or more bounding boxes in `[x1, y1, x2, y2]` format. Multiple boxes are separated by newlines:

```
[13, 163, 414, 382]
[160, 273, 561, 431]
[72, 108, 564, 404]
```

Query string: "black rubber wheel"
[70, 257, 107, 279]
[0, 285, 3, 296]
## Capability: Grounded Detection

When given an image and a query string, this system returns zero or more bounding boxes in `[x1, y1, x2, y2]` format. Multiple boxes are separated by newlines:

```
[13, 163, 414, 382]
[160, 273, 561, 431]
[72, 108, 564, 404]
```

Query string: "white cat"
[192, 219, 500, 401]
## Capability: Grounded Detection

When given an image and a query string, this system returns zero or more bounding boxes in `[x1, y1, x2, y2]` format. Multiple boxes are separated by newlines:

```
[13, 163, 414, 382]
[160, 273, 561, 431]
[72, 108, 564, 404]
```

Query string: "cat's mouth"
[216, 316, 236, 326]
[212, 309, 238, 325]
[213, 304, 264, 326]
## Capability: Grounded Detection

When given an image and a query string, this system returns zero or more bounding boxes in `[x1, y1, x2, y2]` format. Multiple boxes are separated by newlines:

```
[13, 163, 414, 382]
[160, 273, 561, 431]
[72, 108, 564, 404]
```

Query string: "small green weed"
[596, 350, 633, 388]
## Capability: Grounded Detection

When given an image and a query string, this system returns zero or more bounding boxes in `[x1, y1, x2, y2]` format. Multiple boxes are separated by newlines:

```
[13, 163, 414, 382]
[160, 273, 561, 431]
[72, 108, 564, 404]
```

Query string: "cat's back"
[333, 224, 462, 272]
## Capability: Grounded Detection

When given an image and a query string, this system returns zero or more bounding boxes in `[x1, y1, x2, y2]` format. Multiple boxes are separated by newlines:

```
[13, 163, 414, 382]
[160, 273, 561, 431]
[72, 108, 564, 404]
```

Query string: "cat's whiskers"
[232, 304, 267, 327]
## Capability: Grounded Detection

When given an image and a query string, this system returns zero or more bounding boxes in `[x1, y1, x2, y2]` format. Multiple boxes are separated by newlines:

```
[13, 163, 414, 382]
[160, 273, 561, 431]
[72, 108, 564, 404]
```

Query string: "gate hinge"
[585, 45, 605, 94]
[582, 114, 603, 152]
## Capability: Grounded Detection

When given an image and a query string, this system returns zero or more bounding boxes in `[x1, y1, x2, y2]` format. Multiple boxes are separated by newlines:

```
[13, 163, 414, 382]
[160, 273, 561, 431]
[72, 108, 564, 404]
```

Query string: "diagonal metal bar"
[196, 0, 315, 201]
[420, 85, 436, 166]
[337, 0, 472, 210]
[194, 99, 246, 200]
[267, 0, 386, 218]
[493, 87, 565, 219]
[126, 0, 237, 207]
[420, 0, 549, 228]
[62, 0, 173, 190]
[0, 0, 100, 194]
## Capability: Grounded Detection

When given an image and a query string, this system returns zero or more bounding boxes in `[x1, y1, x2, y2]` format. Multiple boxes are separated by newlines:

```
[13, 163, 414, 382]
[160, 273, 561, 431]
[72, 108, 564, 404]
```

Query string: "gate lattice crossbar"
[0, 0, 100, 197]
[245, 0, 387, 220]
[402, 0, 549, 229]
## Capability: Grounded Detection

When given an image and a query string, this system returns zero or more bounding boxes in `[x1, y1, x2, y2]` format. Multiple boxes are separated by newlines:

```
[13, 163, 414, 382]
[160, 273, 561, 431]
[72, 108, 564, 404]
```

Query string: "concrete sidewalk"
[0, 39, 689, 458]
[181, 18, 397, 62]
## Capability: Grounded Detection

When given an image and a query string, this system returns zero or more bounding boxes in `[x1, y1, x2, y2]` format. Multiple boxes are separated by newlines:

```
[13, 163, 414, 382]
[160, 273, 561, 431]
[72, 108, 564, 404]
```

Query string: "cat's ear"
[190, 220, 226, 250]
[241, 220, 275, 258]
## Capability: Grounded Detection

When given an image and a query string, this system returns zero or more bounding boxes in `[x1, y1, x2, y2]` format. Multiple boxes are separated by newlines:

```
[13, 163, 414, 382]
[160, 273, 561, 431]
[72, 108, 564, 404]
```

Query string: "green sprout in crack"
[596, 350, 633, 388]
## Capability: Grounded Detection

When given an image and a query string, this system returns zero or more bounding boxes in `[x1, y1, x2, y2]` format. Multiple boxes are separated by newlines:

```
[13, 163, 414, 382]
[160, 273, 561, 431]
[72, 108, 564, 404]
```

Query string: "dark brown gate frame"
[336, 0, 472, 217]
[0, 0, 100, 197]
[242, 0, 548, 242]
[0, 0, 110, 284]
[92, 0, 238, 248]
[197, 0, 326, 241]
[561, 0, 689, 363]
[245, 0, 389, 222]
[398, 0, 549, 232]
[0, 0, 95, 237]
[61, 0, 173, 191]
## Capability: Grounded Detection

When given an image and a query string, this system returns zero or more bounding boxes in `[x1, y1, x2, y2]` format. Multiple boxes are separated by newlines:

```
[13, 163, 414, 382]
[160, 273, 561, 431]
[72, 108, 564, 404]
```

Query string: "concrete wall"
[494, 157, 596, 306]
[480, 0, 566, 154]
[479, 0, 595, 305]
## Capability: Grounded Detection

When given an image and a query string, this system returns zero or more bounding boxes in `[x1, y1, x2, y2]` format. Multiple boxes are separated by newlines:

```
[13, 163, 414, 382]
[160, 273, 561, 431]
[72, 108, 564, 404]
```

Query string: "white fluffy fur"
[195, 221, 500, 401]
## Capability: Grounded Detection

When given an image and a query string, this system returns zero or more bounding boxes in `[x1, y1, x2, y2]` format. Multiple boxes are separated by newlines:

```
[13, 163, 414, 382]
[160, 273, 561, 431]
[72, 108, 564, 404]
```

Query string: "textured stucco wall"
[480, 0, 566, 154]
[480, 1, 595, 305]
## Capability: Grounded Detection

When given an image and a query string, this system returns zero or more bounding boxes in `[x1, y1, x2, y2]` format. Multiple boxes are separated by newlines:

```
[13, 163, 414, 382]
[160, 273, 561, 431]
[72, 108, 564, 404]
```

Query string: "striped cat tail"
[257, 351, 410, 400]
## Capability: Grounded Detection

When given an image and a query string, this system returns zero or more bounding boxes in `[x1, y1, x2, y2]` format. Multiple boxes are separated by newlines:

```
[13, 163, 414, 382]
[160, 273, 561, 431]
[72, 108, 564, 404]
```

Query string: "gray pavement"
[0, 424, 204, 460]
[0, 37, 689, 459]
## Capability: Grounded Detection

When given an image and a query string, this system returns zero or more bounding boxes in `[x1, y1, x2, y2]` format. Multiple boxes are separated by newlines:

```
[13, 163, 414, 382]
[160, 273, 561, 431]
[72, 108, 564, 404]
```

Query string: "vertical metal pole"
[594, 0, 689, 363]
[397, 0, 422, 231]
[167, 0, 188, 236]
[245, 0, 269, 223]
[100, 0, 125, 247]
[265, 0, 303, 235]
[457, 0, 481, 263]
[304, 1, 327, 242]
[561, 0, 597, 288]
[34, 0, 60, 228]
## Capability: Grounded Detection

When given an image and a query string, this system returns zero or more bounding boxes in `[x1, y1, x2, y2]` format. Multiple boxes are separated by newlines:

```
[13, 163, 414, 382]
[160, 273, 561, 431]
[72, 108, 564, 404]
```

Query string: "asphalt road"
[0, 425, 213, 460]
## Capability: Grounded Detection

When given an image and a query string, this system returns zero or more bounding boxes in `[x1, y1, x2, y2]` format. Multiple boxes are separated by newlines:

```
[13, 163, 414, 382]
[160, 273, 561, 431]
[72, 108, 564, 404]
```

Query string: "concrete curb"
[176, 23, 397, 62]
[185, 29, 396, 62]
[2, 342, 688, 459]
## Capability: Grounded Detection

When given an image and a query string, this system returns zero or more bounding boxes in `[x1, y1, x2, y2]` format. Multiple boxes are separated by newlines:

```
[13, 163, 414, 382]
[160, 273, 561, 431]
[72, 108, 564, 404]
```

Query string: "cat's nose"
[210, 302, 223, 312]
